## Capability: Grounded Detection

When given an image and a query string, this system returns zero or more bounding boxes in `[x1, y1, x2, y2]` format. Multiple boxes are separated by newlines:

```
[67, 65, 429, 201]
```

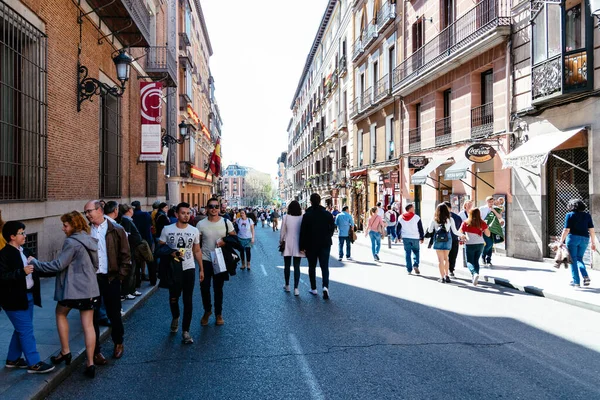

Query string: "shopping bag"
[211, 247, 228, 275]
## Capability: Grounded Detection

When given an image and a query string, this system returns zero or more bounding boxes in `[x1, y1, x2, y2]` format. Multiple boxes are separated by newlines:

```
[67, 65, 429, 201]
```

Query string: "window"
[565, 3, 583, 51]
[100, 93, 122, 198]
[370, 124, 376, 163]
[358, 129, 364, 166]
[0, 3, 48, 201]
[533, 3, 561, 64]
[386, 116, 394, 160]
[146, 163, 158, 197]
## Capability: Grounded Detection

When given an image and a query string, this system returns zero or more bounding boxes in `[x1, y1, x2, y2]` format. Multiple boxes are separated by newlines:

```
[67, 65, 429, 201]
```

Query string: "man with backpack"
[384, 205, 398, 242]
[397, 203, 424, 275]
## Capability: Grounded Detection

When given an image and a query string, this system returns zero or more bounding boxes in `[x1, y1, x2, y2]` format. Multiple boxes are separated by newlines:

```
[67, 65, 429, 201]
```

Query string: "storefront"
[350, 168, 368, 230]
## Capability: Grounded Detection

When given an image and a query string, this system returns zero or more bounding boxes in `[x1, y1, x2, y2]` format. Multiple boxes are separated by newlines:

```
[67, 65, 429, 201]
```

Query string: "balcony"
[532, 50, 591, 104]
[179, 31, 191, 47]
[179, 47, 194, 70]
[376, 1, 396, 33]
[373, 75, 391, 103]
[471, 102, 493, 138]
[352, 35, 364, 62]
[349, 98, 360, 119]
[338, 110, 348, 130]
[363, 20, 378, 49]
[435, 117, 452, 147]
[360, 87, 373, 111]
[339, 55, 348, 76]
[392, 0, 510, 96]
[179, 161, 192, 178]
[339, 157, 348, 168]
[86, 0, 151, 46]
[409, 127, 421, 153]
[145, 46, 177, 87]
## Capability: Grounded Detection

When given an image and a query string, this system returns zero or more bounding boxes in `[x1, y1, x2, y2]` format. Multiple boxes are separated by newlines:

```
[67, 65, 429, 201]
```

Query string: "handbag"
[434, 224, 449, 243]
[351, 227, 357, 243]
[134, 239, 154, 263]
[278, 216, 286, 253]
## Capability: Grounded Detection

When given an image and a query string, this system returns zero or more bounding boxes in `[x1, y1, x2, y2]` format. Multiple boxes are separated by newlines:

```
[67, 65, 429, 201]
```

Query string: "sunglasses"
[206, 205, 219, 209]
[83, 207, 99, 214]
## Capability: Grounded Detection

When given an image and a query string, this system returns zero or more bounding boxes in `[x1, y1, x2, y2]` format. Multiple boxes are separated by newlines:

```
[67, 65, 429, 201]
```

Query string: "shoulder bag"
[278, 216, 286, 253]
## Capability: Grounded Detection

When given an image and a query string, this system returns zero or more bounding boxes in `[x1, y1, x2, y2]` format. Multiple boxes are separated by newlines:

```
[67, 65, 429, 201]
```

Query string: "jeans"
[402, 238, 420, 272]
[369, 231, 381, 257]
[306, 246, 331, 290]
[386, 226, 397, 241]
[566, 234, 590, 285]
[338, 236, 351, 258]
[283, 256, 301, 288]
[5, 293, 41, 366]
[169, 268, 195, 332]
[449, 239, 459, 272]
[482, 234, 494, 263]
[200, 261, 226, 315]
[94, 275, 124, 353]
[240, 247, 252, 264]
[466, 244, 485, 276]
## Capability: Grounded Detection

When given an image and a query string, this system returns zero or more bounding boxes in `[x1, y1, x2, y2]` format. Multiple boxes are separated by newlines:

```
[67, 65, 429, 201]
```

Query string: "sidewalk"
[340, 233, 600, 313]
[0, 277, 158, 400]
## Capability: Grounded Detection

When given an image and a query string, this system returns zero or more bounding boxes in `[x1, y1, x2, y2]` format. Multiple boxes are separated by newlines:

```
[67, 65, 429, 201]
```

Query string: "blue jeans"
[402, 238, 420, 272]
[482, 234, 493, 263]
[466, 244, 485, 276]
[338, 236, 351, 259]
[566, 234, 590, 285]
[386, 226, 397, 241]
[369, 231, 381, 257]
[4, 293, 41, 366]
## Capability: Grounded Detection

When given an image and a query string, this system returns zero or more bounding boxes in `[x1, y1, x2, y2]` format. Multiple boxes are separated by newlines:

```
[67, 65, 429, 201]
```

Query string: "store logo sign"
[465, 144, 496, 163]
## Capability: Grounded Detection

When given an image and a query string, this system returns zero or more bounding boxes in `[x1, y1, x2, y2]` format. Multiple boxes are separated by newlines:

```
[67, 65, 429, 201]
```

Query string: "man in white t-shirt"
[196, 197, 236, 326]
[376, 202, 385, 219]
[159, 202, 203, 344]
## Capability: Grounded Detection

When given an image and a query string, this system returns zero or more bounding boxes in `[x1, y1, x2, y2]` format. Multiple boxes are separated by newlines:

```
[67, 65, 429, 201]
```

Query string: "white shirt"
[160, 224, 200, 271]
[91, 219, 108, 274]
[197, 217, 235, 262]
[377, 207, 385, 219]
[479, 205, 492, 220]
[19, 247, 34, 289]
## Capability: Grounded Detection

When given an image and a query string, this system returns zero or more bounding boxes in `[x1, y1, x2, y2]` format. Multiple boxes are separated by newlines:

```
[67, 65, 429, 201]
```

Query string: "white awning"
[503, 127, 586, 168]
[411, 152, 457, 185]
[444, 157, 474, 181]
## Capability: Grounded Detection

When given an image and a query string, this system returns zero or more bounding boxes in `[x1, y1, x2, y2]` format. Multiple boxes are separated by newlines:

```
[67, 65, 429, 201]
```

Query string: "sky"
[201, 0, 330, 178]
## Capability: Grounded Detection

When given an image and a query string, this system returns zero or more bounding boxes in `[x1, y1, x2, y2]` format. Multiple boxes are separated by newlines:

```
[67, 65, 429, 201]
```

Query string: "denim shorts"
[433, 238, 452, 251]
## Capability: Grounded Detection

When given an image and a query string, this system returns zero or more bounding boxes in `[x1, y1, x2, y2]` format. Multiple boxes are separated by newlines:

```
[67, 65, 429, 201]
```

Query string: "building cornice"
[193, 0, 213, 56]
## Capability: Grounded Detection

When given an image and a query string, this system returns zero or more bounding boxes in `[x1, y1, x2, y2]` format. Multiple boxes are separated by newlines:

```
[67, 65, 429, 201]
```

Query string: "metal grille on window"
[100, 93, 122, 198]
[24, 232, 38, 258]
[547, 148, 589, 249]
[146, 162, 158, 197]
[0, 2, 48, 202]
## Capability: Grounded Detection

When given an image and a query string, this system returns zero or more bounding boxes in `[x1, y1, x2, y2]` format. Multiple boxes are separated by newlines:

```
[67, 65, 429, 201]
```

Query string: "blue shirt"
[335, 212, 354, 237]
[564, 211, 594, 238]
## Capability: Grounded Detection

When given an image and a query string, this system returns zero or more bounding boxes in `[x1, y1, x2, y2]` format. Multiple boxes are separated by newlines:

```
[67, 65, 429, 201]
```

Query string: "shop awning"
[444, 157, 473, 180]
[411, 150, 461, 185]
[350, 168, 367, 179]
[503, 127, 586, 168]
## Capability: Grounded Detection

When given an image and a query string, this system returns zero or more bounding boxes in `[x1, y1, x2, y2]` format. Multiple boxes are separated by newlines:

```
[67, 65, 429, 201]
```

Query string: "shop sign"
[408, 156, 428, 169]
[139, 82, 163, 162]
[465, 143, 496, 163]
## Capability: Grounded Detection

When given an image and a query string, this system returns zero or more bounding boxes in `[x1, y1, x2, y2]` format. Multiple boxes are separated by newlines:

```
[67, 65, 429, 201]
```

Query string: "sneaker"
[27, 361, 55, 374]
[338, 258, 343, 261]
[583, 277, 591, 286]
[294, 288, 300, 296]
[374, 254, 380, 261]
[125, 294, 136, 300]
[133, 291, 142, 296]
[182, 331, 194, 344]
[414, 267, 420, 275]
[5, 358, 28, 369]
[346, 257, 353, 261]
[473, 274, 479, 286]
[569, 281, 580, 287]
[283, 285, 290, 292]
[444, 276, 451, 283]
[201, 311, 212, 326]
[309, 289, 318, 295]
[120, 295, 126, 301]
[407, 270, 412, 275]
[170, 317, 179, 333]
[437, 278, 446, 283]
[120, 308, 125, 317]
[487, 262, 493, 268]
[449, 272, 455, 278]
[323, 287, 329, 300]
[215, 315, 225, 326]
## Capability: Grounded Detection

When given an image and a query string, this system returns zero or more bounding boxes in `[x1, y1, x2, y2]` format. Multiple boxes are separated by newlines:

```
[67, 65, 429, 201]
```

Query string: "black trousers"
[240, 247, 252, 264]
[284, 256, 301, 288]
[449, 239, 459, 272]
[169, 268, 195, 332]
[306, 246, 331, 290]
[94, 275, 124, 353]
[200, 261, 226, 316]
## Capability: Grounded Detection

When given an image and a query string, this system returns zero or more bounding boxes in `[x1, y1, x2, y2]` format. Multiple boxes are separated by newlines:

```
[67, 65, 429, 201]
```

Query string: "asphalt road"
[47, 224, 600, 400]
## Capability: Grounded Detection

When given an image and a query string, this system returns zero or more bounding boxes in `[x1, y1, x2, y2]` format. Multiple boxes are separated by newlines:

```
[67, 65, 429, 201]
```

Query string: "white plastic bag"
[210, 247, 228, 275]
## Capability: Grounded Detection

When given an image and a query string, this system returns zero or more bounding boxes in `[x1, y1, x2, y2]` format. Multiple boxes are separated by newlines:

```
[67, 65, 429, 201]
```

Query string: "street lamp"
[328, 148, 335, 159]
[590, 0, 600, 27]
[162, 121, 191, 147]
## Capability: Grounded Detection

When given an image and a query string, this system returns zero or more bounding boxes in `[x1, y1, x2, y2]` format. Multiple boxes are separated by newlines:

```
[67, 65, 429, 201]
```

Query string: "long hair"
[466, 208, 483, 229]
[0, 209, 4, 235]
[61, 211, 90, 235]
[370, 207, 378, 215]
[287, 200, 302, 216]
[434, 203, 450, 225]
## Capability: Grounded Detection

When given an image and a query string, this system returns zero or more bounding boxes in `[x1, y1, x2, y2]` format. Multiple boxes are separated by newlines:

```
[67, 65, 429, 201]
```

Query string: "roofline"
[289, 0, 338, 109]
[194, 0, 213, 56]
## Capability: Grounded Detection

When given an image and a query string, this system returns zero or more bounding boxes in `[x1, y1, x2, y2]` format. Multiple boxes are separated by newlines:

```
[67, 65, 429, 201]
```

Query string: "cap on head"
[152, 200, 161, 209]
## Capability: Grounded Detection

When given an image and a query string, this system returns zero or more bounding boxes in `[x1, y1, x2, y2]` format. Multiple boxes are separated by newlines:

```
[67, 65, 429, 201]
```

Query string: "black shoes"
[51, 352, 72, 365]
[444, 276, 451, 283]
[84, 364, 96, 378]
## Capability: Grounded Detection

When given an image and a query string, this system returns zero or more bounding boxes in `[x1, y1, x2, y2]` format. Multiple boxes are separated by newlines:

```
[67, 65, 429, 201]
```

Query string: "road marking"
[260, 264, 267, 276]
[289, 333, 325, 400]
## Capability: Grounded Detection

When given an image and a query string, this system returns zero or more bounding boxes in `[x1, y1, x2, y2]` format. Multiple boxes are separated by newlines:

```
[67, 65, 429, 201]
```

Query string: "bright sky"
[201, 0, 330, 178]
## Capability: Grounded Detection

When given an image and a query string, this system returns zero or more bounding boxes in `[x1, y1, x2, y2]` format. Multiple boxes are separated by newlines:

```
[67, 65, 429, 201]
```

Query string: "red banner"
[140, 82, 163, 161]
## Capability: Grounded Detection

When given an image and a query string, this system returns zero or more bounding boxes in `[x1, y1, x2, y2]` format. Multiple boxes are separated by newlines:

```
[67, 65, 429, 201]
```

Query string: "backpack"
[389, 212, 396, 223]
[434, 224, 449, 243]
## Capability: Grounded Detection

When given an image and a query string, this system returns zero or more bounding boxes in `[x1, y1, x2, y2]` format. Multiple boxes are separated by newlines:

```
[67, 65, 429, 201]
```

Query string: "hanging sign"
[140, 82, 163, 162]
[465, 143, 496, 163]
[408, 156, 428, 169]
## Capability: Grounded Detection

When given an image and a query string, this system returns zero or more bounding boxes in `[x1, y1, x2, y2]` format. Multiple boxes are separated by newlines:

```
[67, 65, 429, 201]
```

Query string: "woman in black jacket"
[0, 221, 54, 374]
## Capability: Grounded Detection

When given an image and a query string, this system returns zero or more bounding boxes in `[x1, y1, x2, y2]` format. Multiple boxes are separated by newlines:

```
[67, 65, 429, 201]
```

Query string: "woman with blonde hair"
[366, 206, 386, 261]
[29, 211, 100, 378]
[427, 203, 463, 283]
[459, 208, 490, 286]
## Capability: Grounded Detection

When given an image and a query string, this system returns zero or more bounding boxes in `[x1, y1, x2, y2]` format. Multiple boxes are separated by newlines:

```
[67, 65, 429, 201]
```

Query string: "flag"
[208, 138, 221, 177]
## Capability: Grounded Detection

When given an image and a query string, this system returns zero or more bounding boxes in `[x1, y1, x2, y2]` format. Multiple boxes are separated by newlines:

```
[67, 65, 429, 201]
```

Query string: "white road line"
[289, 333, 325, 400]
[260, 264, 267, 276]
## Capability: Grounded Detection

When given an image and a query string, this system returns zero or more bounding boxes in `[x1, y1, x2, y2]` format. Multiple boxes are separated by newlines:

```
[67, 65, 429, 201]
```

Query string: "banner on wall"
[140, 82, 164, 162]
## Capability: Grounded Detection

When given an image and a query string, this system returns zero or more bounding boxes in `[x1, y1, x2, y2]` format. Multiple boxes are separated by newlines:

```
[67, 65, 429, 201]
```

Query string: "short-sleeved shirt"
[196, 217, 235, 262]
[159, 224, 200, 271]
[460, 221, 489, 245]
[236, 218, 254, 239]
[564, 211, 594, 238]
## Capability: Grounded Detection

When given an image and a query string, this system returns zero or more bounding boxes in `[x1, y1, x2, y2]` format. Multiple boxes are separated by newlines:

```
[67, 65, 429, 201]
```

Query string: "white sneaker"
[322, 287, 329, 300]
[133, 291, 142, 296]
[473, 274, 479, 286]
[309, 289, 318, 295]
[294, 288, 300, 296]
[125, 294, 136, 300]
[346, 257, 353, 261]
[182, 331, 194, 344]
[283, 285, 290, 292]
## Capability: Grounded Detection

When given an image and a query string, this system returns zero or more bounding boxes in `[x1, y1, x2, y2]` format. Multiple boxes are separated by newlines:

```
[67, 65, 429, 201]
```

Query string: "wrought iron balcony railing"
[435, 116, 452, 147]
[374, 75, 391, 102]
[360, 87, 373, 111]
[349, 98, 360, 118]
[376, 1, 396, 33]
[145, 46, 177, 87]
[364, 20, 378, 48]
[471, 102, 493, 139]
[352, 35, 364, 61]
[532, 50, 589, 102]
[338, 110, 348, 130]
[339, 55, 348, 76]
[409, 127, 421, 153]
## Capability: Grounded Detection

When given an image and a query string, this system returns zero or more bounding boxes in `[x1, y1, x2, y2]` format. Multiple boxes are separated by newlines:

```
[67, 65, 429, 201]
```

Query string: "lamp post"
[162, 121, 191, 147]
[590, 0, 600, 24]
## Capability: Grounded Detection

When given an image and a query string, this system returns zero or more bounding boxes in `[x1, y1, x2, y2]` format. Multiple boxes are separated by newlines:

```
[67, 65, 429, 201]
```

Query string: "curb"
[4, 284, 160, 400]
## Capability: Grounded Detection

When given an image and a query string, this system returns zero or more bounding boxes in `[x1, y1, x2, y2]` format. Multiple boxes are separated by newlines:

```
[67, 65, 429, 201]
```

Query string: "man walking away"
[300, 193, 335, 299]
[479, 196, 504, 267]
[131, 201, 155, 285]
[271, 209, 281, 232]
[376, 202, 385, 219]
[384, 205, 398, 242]
[444, 201, 463, 278]
[158, 203, 203, 344]
[397, 203, 424, 275]
[197, 198, 236, 326]
[335, 206, 354, 261]
[85, 200, 130, 363]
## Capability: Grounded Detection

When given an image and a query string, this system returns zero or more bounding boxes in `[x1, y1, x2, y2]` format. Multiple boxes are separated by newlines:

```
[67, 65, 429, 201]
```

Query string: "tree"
[243, 169, 272, 207]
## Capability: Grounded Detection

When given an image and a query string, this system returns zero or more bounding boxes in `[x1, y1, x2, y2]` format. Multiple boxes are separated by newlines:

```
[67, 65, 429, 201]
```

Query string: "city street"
[47, 226, 600, 400]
